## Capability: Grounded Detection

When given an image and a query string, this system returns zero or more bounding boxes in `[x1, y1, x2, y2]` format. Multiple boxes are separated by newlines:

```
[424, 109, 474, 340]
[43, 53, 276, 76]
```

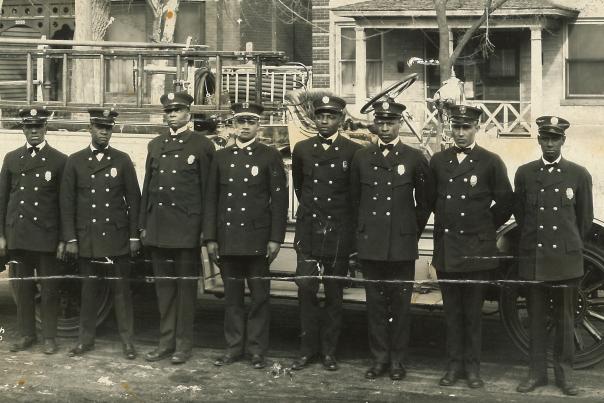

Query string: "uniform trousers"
[361, 260, 415, 365]
[10, 250, 60, 339]
[295, 253, 348, 357]
[219, 255, 270, 356]
[526, 277, 579, 381]
[437, 270, 491, 373]
[78, 255, 133, 346]
[151, 248, 199, 353]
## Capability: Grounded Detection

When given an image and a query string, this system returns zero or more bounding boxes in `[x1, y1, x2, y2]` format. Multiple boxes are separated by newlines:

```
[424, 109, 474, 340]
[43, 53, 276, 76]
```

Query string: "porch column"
[530, 27, 543, 125]
[354, 26, 367, 105]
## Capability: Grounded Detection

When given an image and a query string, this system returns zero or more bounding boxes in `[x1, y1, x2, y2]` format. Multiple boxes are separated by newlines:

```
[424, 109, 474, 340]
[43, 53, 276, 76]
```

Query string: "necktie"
[545, 162, 558, 172]
[28, 146, 39, 155]
[319, 137, 333, 146]
[379, 143, 394, 152]
[454, 146, 471, 154]
[92, 149, 104, 156]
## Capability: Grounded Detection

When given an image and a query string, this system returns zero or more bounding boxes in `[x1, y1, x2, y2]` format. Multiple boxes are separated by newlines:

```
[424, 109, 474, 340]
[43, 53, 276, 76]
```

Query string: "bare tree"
[71, 0, 112, 104]
[434, 0, 509, 81]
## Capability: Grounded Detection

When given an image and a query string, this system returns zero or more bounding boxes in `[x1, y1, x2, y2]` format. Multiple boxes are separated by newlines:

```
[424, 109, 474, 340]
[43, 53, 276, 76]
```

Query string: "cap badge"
[470, 175, 478, 187]
[103, 109, 110, 117]
[397, 164, 405, 176]
[30, 109, 37, 116]
[251, 166, 259, 176]
[382, 102, 390, 110]
[167, 93, 175, 100]
[459, 105, 466, 114]
[187, 155, 195, 165]
[551, 116, 559, 125]
[242, 102, 249, 109]
[566, 187, 574, 200]
[110, 167, 117, 178]
[342, 160, 348, 171]
[44, 171, 51, 182]
[322, 96, 330, 104]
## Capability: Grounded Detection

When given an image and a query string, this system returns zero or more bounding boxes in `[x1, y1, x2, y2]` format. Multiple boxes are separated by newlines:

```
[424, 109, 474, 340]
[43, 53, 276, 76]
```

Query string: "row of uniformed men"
[0, 92, 592, 396]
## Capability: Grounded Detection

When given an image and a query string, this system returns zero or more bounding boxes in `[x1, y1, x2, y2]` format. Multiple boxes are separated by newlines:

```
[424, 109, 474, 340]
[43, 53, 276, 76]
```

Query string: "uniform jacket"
[203, 141, 288, 256]
[60, 146, 140, 258]
[514, 158, 593, 281]
[139, 130, 214, 248]
[430, 145, 513, 272]
[291, 135, 361, 258]
[0, 143, 67, 252]
[350, 142, 434, 262]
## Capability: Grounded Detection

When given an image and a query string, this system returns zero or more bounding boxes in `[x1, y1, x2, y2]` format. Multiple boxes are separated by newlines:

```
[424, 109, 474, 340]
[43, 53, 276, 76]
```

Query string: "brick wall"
[311, 0, 331, 88]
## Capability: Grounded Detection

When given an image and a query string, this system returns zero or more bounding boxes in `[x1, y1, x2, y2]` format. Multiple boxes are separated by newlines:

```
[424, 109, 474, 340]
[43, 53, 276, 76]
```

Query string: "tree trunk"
[71, 0, 112, 105]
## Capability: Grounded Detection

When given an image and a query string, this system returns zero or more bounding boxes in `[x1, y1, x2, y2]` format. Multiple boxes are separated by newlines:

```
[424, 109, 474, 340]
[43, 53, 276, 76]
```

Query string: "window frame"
[564, 19, 604, 99]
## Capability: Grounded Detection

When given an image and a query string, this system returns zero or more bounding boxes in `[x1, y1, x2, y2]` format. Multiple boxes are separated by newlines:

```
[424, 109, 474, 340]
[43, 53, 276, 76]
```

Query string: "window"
[566, 22, 604, 98]
[339, 28, 383, 98]
[487, 48, 517, 78]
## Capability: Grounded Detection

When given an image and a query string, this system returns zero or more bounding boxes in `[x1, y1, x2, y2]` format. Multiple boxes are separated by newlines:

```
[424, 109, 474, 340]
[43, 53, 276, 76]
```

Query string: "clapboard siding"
[0, 25, 40, 100]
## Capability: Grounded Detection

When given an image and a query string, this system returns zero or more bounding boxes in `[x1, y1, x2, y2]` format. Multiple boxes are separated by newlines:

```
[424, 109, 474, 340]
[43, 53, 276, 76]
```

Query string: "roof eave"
[333, 8, 579, 20]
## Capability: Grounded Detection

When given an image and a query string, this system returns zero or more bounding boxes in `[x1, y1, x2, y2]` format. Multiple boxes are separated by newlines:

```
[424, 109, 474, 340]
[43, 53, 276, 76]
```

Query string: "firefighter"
[350, 100, 434, 380]
[61, 108, 140, 359]
[205, 102, 288, 369]
[139, 91, 214, 364]
[430, 104, 513, 388]
[290, 95, 361, 371]
[514, 116, 593, 396]
[0, 107, 66, 354]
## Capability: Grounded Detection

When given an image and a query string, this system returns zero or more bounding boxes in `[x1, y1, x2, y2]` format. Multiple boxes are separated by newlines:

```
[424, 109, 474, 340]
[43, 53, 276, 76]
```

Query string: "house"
[311, 0, 604, 136]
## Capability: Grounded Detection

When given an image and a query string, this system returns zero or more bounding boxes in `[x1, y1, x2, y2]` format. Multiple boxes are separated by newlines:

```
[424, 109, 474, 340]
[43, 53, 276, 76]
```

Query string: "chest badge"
[470, 175, 478, 187]
[566, 188, 574, 200]
[397, 164, 405, 176]
[44, 171, 52, 182]
[342, 160, 348, 171]
[251, 166, 259, 176]
[110, 167, 118, 178]
[187, 155, 195, 165]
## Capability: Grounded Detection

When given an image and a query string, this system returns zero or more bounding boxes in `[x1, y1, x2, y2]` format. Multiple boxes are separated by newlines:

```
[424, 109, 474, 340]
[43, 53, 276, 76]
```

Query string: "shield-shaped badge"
[566, 187, 574, 200]
[110, 167, 117, 178]
[397, 164, 405, 175]
[44, 171, 51, 182]
[167, 93, 175, 100]
[470, 175, 478, 187]
[251, 166, 259, 176]
[187, 155, 195, 165]
[342, 160, 348, 171]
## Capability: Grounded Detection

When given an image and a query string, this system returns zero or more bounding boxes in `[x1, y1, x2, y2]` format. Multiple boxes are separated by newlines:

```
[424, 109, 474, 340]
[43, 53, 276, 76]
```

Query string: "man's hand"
[64, 241, 79, 262]
[130, 239, 141, 258]
[56, 241, 66, 261]
[0, 236, 6, 257]
[206, 241, 220, 266]
[139, 229, 147, 245]
[266, 241, 281, 264]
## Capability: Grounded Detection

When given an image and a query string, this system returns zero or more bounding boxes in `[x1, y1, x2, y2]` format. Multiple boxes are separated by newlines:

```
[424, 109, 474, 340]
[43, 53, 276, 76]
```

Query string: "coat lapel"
[311, 135, 339, 162]
[368, 143, 390, 169]
[450, 145, 481, 179]
[89, 148, 113, 174]
[20, 145, 48, 173]
[161, 130, 192, 153]
[538, 158, 566, 189]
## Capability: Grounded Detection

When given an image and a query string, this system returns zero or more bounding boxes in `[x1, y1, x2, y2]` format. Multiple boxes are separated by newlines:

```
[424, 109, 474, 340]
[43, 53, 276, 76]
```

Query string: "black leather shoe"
[171, 351, 192, 365]
[144, 348, 175, 362]
[517, 377, 547, 393]
[251, 354, 266, 369]
[390, 363, 406, 381]
[123, 343, 137, 360]
[365, 363, 389, 380]
[439, 370, 463, 386]
[214, 353, 243, 366]
[291, 355, 314, 370]
[466, 370, 484, 389]
[9, 336, 37, 352]
[322, 355, 338, 371]
[43, 339, 58, 355]
[556, 380, 579, 396]
[68, 343, 94, 357]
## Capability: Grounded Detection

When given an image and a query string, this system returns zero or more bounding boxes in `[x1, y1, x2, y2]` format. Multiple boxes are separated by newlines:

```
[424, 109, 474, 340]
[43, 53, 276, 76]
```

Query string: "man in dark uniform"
[61, 108, 140, 359]
[514, 116, 593, 396]
[205, 102, 288, 369]
[290, 95, 361, 371]
[430, 104, 513, 388]
[140, 91, 214, 364]
[0, 107, 66, 354]
[350, 100, 434, 380]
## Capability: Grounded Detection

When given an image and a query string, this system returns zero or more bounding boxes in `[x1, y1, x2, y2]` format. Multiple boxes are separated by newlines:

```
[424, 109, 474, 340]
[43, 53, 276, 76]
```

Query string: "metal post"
[215, 55, 222, 107]
[136, 54, 144, 107]
[62, 53, 68, 106]
[26, 52, 33, 104]
[255, 56, 263, 104]
[99, 54, 105, 106]
[175, 54, 182, 91]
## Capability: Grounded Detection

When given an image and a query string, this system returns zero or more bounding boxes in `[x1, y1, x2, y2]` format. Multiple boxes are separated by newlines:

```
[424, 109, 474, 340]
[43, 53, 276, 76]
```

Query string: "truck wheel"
[499, 225, 604, 369]
[9, 265, 114, 338]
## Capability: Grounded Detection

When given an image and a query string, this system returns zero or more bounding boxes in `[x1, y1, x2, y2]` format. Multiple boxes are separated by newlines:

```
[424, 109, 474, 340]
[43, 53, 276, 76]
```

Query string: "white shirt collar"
[170, 125, 189, 136]
[26, 140, 46, 150]
[377, 137, 400, 147]
[318, 132, 339, 142]
[90, 144, 110, 153]
[454, 141, 476, 150]
[542, 155, 562, 165]
[236, 137, 256, 149]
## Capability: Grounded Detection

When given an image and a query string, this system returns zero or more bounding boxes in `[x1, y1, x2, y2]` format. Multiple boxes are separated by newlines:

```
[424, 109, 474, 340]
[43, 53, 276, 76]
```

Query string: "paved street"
[1, 278, 603, 402]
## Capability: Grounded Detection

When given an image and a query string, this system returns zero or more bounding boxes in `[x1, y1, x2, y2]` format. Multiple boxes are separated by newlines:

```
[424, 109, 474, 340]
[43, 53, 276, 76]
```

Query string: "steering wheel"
[360, 73, 418, 114]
